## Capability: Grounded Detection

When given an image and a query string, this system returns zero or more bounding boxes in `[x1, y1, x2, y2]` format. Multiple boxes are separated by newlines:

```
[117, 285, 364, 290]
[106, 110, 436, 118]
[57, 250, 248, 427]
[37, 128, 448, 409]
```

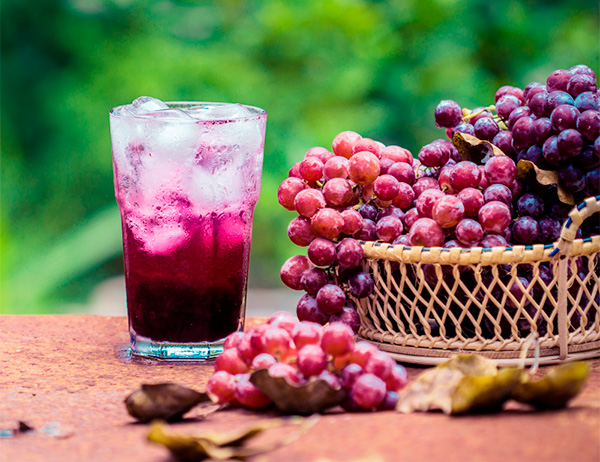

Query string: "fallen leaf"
[250, 368, 346, 414]
[452, 132, 506, 163]
[125, 383, 210, 422]
[147, 417, 317, 461]
[516, 160, 575, 205]
[511, 362, 590, 409]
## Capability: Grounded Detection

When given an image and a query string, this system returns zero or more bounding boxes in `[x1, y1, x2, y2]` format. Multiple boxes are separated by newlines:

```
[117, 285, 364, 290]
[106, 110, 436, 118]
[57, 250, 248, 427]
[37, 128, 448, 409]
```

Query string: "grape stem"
[462, 105, 496, 122]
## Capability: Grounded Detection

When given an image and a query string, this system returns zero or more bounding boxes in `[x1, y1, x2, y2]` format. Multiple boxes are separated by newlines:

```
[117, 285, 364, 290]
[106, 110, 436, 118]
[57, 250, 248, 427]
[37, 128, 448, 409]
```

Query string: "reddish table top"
[1, 315, 598, 462]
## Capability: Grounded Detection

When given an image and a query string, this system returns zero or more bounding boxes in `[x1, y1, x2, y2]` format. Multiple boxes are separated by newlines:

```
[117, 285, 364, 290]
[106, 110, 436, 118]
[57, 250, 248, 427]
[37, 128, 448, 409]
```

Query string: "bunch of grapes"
[206, 312, 408, 411]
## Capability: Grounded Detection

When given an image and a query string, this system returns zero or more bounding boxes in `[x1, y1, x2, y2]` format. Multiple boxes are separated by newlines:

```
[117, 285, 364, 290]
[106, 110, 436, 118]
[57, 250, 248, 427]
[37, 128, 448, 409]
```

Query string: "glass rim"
[109, 101, 267, 123]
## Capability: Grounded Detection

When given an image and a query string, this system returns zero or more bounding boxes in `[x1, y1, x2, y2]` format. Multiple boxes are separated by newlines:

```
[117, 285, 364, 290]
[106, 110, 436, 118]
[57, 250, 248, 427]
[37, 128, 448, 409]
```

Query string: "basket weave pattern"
[353, 196, 600, 365]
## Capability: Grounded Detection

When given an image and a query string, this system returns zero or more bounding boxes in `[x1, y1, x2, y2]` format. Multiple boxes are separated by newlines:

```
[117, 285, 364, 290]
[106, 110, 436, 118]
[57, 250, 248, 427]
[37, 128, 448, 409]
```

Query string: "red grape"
[381, 145, 413, 164]
[294, 189, 326, 217]
[348, 271, 374, 298]
[341, 209, 364, 235]
[449, 161, 481, 191]
[336, 238, 364, 269]
[457, 187, 484, 218]
[292, 322, 322, 349]
[432, 195, 465, 228]
[392, 182, 416, 209]
[376, 216, 404, 242]
[278, 177, 306, 211]
[299, 157, 324, 183]
[435, 100, 463, 128]
[300, 267, 329, 295]
[323, 178, 353, 206]
[234, 376, 272, 409]
[215, 348, 249, 374]
[323, 156, 349, 180]
[288, 216, 316, 246]
[352, 137, 383, 158]
[348, 151, 381, 185]
[478, 201, 512, 234]
[316, 284, 346, 315]
[484, 155, 516, 187]
[297, 344, 327, 377]
[455, 218, 484, 246]
[408, 218, 445, 247]
[416, 189, 445, 218]
[297, 293, 330, 325]
[311, 208, 344, 240]
[207, 371, 236, 404]
[307, 237, 336, 266]
[321, 322, 355, 357]
[332, 131, 361, 159]
[374, 174, 400, 200]
[351, 373, 386, 410]
[281, 255, 312, 290]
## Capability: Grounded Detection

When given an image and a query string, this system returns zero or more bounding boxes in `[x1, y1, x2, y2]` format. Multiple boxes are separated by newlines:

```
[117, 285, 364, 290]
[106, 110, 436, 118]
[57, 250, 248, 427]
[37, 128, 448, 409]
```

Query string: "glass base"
[130, 332, 224, 360]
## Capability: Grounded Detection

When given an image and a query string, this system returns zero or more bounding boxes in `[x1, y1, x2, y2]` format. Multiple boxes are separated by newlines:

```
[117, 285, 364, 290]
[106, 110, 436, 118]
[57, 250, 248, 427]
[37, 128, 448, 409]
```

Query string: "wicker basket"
[353, 195, 600, 366]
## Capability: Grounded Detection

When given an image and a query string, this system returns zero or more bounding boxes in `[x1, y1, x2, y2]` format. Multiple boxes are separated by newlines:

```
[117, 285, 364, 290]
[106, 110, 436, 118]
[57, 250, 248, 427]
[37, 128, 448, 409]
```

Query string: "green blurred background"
[1, 0, 598, 314]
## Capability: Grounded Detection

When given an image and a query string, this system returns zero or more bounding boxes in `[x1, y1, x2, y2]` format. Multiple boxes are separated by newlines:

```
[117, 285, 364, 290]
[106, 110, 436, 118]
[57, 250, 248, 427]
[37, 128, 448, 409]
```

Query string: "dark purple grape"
[567, 74, 597, 98]
[354, 218, 377, 241]
[507, 106, 532, 129]
[348, 271, 374, 298]
[512, 216, 540, 244]
[419, 142, 449, 167]
[434, 139, 459, 164]
[570, 64, 596, 80]
[524, 82, 545, 103]
[329, 306, 360, 334]
[517, 193, 544, 218]
[546, 69, 573, 93]
[550, 203, 572, 220]
[300, 267, 330, 295]
[474, 117, 500, 141]
[496, 94, 522, 119]
[480, 234, 509, 248]
[308, 237, 337, 266]
[595, 137, 600, 157]
[336, 238, 364, 269]
[484, 184, 512, 205]
[377, 206, 405, 222]
[550, 104, 580, 132]
[547, 91, 575, 113]
[532, 117, 554, 145]
[297, 294, 329, 325]
[452, 122, 475, 137]
[577, 110, 600, 141]
[495, 85, 524, 103]
[577, 145, 600, 169]
[517, 145, 545, 167]
[435, 100, 463, 128]
[512, 116, 536, 150]
[492, 131, 515, 157]
[558, 164, 586, 193]
[542, 135, 566, 166]
[574, 92, 599, 111]
[529, 91, 549, 117]
[557, 128, 584, 157]
[538, 216, 561, 244]
[358, 203, 378, 221]
[585, 168, 599, 196]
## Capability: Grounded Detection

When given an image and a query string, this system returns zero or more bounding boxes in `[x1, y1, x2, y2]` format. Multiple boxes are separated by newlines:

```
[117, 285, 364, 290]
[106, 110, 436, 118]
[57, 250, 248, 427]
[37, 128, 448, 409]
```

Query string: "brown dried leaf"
[125, 383, 210, 422]
[516, 160, 575, 205]
[440, 354, 499, 376]
[452, 132, 506, 163]
[250, 368, 346, 414]
[147, 417, 317, 461]
[511, 362, 590, 409]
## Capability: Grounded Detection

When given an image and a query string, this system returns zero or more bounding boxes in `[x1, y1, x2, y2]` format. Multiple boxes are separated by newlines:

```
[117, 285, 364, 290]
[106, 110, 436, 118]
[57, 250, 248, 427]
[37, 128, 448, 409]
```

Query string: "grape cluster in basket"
[207, 312, 408, 411]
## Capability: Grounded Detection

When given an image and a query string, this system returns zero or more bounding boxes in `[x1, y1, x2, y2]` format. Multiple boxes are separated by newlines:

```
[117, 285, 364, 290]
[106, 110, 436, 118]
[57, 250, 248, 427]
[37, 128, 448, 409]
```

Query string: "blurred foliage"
[1, 0, 598, 313]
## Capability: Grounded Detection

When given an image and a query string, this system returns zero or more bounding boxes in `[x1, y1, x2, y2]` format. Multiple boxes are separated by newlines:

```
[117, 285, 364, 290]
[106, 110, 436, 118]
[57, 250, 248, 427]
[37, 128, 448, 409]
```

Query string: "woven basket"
[353, 195, 600, 366]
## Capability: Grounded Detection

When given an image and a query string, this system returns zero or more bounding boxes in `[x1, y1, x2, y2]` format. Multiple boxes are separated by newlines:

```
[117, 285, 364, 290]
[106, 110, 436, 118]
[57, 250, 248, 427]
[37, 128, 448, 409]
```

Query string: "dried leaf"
[452, 132, 506, 163]
[516, 160, 575, 205]
[147, 417, 317, 461]
[397, 354, 520, 415]
[125, 383, 210, 422]
[250, 368, 346, 414]
[511, 362, 590, 409]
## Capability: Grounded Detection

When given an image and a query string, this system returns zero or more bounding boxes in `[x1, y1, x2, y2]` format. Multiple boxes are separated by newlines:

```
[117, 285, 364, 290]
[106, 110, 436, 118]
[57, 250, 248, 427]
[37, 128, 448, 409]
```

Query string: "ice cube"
[131, 96, 169, 114]
[188, 103, 253, 120]
[147, 108, 193, 120]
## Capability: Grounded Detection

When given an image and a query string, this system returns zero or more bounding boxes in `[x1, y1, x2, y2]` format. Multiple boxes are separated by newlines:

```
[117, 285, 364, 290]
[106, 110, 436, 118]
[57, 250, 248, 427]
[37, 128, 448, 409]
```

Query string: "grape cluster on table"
[206, 312, 408, 412]
[277, 63, 598, 335]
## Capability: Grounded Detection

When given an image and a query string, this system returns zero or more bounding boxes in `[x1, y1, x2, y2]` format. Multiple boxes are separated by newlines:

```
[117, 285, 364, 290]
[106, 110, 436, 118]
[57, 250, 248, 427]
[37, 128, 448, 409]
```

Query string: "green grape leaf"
[511, 362, 590, 409]
[250, 368, 346, 414]
[516, 160, 575, 205]
[124, 383, 211, 422]
[147, 417, 317, 461]
[452, 132, 506, 163]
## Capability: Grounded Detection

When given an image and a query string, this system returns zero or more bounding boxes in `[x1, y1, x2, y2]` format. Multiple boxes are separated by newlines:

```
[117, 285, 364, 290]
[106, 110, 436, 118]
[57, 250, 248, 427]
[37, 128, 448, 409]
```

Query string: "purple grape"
[546, 91, 575, 113]
[388, 162, 415, 185]
[550, 104, 580, 132]
[316, 284, 346, 315]
[354, 218, 377, 241]
[517, 145, 545, 167]
[336, 238, 364, 269]
[557, 128, 584, 158]
[546, 69, 573, 93]
[300, 267, 329, 295]
[585, 168, 599, 196]
[570, 64, 596, 80]
[577, 110, 600, 141]
[596, 137, 600, 157]
[524, 82, 545, 102]
[308, 237, 337, 266]
[512, 116, 536, 150]
[529, 91, 549, 117]
[517, 193, 544, 218]
[377, 206, 405, 222]
[435, 100, 463, 128]
[297, 294, 329, 325]
[452, 122, 475, 137]
[532, 117, 554, 145]
[330, 306, 360, 334]
[376, 216, 404, 242]
[575, 92, 599, 112]
[538, 216, 561, 244]
[496, 94, 522, 119]
[484, 184, 513, 205]
[507, 105, 532, 129]
[358, 203, 378, 221]
[492, 131, 515, 157]
[455, 219, 483, 246]
[550, 203, 572, 220]
[567, 74, 597, 98]
[558, 164, 586, 193]
[432, 139, 459, 164]
[512, 216, 540, 245]
[474, 117, 500, 141]
[542, 135, 566, 166]
[348, 271, 375, 298]
[419, 142, 449, 167]
[480, 234, 509, 248]
[468, 107, 494, 124]
[577, 145, 600, 169]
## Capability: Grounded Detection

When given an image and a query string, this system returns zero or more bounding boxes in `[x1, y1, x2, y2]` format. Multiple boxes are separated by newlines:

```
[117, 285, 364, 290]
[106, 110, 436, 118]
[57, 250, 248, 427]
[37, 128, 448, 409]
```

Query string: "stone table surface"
[1, 315, 599, 462]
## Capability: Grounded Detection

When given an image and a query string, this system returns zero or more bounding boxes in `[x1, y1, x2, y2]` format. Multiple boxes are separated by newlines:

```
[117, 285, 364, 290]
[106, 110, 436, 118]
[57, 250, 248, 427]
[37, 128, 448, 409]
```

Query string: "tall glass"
[109, 97, 266, 360]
